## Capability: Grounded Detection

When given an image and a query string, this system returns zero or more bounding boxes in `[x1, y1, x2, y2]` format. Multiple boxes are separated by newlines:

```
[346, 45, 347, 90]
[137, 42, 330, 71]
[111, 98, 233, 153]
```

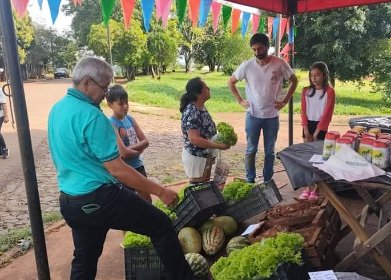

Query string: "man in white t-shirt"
[0, 89, 9, 159]
[228, 33, 298, 183]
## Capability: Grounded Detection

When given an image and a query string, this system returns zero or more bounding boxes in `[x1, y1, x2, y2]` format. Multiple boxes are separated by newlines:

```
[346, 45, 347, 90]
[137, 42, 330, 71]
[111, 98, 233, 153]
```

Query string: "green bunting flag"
[176, 0, 187, 26]
[101, 0, 116, 26]
[259, 16, 266, 33]
[222, 5, 232, 29]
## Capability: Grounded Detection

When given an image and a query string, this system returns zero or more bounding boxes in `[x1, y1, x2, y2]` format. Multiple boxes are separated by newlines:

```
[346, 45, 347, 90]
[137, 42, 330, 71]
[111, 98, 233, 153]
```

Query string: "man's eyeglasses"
[90, 77, 109, 94]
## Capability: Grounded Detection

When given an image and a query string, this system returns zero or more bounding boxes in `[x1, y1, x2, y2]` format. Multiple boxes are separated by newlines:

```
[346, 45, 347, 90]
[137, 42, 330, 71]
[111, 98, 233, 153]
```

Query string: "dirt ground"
[2, 78, 390, 280]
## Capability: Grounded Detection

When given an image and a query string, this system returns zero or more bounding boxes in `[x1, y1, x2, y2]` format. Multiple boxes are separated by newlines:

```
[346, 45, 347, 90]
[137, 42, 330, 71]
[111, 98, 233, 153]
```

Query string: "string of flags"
[12, 0, 295, 44]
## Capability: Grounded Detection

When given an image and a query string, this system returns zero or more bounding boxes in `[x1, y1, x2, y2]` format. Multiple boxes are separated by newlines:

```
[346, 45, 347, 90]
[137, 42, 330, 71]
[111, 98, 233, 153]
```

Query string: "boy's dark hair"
[179, 77, 203, 113]
[250, 33, 269, 48]
[106, 84, 128, 103]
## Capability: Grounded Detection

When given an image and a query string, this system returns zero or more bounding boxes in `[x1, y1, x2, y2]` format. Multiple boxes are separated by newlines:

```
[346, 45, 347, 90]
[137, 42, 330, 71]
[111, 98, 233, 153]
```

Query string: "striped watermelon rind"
[185, 253, 209, 278]
[226, 236, 251, 255]
[202, 226, 225, 255]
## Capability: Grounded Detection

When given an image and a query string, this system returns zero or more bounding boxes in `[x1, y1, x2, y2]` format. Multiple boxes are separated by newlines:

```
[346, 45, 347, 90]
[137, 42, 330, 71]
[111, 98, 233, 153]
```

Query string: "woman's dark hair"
[307, 61, 330, 99]
[179, 77, 204, 113]
[250, 33, 269, 48]
[106, 84, 128, 103]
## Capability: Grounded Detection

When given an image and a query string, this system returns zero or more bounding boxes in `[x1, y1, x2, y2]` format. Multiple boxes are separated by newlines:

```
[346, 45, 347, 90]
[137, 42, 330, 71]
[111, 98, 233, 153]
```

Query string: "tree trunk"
[208, 63, 215, 72]
[329, 64, 336, 87]
[151, 66, 156, 79]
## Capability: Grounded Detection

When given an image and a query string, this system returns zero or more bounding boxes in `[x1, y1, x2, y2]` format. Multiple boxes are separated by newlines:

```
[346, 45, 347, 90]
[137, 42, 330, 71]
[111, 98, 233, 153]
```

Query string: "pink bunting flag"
[160, 0, 172, 27]
[252, 14, 259, 34]
[188, 0, 201, 28]
[121, 0, 136, 30]
[231, 9, 241, 35]
[73, 0, 83, 5]
[12, 0, 29, 17]
[279, 18, 288, 42]
[211, 1, 222, 34]
[156, 0, 162, 19]
[267, 17, 274, 39]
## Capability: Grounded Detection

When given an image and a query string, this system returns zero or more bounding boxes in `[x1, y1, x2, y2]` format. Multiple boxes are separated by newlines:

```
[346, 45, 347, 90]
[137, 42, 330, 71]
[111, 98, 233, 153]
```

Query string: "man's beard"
[256, 54, 267, 60]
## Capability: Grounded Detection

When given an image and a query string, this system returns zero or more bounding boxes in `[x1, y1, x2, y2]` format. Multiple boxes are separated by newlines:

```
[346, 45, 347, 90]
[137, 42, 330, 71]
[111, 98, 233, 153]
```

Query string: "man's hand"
[239, 100, 250, 110]
[274, 100, 287, 110]
[3, 116, 9, 123]
[159, 187, 179, 207]
[217, 143, 231, 150]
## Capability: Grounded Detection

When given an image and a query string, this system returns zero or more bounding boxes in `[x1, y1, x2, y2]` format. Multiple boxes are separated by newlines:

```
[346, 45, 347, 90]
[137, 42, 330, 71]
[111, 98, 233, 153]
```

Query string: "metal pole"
[0, 1, 51, 279]
[288, 16, 294, 146]
[106, 22, 114, 83]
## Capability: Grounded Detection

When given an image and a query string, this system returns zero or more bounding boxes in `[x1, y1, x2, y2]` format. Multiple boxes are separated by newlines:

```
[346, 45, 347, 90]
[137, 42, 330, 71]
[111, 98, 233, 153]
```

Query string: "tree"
[294, 4, 391, 85]
[371, 39, 391, 100]
[178, 17, 205, 72]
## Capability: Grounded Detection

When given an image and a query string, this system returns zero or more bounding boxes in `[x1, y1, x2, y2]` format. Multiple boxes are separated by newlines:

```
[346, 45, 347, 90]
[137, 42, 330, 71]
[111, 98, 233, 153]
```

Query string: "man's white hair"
[72, 57, 113, 85]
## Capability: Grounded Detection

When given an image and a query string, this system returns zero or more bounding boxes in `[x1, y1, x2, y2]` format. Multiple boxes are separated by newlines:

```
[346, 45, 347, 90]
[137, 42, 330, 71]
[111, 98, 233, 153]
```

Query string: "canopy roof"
[227, 0, 391, 15]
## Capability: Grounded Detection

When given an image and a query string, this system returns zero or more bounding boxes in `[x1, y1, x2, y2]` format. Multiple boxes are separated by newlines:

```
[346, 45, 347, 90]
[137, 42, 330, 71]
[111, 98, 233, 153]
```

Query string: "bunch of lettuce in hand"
[213, 122, 238, 146]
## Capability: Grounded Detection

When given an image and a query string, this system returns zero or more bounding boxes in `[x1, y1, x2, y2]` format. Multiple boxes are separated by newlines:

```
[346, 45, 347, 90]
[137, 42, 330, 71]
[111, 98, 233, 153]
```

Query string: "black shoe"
[2, 148, 9, 159]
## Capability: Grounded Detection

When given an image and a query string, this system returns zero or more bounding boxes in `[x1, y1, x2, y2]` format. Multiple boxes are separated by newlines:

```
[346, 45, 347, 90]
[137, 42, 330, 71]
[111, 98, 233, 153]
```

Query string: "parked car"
[54, 68, 69, 79]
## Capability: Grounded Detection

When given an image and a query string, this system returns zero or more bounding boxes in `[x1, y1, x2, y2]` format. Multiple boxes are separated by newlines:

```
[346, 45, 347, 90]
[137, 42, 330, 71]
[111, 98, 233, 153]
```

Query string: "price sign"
[309, 270, 338, 280]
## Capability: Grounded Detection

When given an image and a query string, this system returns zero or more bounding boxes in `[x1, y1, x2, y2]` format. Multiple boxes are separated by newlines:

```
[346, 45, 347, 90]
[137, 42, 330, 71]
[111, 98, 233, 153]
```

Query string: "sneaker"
[2, 148, 9, 159]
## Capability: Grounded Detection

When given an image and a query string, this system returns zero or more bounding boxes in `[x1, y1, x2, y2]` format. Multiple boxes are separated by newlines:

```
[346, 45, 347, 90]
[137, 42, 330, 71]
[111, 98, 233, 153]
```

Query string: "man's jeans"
[245, 113, 279, 183]
[59, 183, 194, 280]
[0, 116, 6, 152]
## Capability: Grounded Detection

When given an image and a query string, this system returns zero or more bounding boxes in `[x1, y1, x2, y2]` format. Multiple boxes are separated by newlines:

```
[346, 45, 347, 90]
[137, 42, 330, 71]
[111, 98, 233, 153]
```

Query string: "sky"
[27, 0, 73, 33]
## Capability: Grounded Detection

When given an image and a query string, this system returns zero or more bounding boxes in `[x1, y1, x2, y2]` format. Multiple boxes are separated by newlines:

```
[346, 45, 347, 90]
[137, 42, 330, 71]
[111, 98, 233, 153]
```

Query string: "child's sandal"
[308, 191, 319, 200]
[299, 190, 310, 199]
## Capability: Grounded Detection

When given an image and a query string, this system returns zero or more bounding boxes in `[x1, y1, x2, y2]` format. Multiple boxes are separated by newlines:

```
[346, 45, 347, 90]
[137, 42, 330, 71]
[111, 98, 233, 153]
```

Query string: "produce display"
[153, 200, 177, 220]
[178, 227, 202, 254]
[202, 226, 225, 256]
[185, 253, 209, 279]
[225, 236, 251, 256]
[207, 216, 237, 236]
[215, 122, 238, 146]
[210, 233, 304, 280]
[222, 180, 256, 202]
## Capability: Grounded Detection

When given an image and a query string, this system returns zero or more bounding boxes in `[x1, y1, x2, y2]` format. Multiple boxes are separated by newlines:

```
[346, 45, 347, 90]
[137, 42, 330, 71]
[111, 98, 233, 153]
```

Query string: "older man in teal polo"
[48, 57, 195, 280]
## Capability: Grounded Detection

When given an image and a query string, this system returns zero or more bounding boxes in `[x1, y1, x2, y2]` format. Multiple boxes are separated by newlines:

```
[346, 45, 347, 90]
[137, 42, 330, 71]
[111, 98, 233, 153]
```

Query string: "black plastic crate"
[220, 179, 282, 224]
[124, 247, 171, 280]
[173, 181, 225, 232]
[260, 262, 309, 280]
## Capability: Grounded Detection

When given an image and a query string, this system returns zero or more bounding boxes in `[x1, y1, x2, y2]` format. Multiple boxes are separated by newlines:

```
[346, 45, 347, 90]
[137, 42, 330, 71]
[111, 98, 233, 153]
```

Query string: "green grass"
[124, 70, 391, 116]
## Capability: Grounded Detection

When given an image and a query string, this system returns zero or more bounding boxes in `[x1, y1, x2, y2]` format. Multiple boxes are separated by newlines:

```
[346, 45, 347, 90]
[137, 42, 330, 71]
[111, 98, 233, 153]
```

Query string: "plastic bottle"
[358, 137, 373, 162]
[335, 137, 354, 153]
[322, 131, 340, 160]
[372, 139, 390, 170]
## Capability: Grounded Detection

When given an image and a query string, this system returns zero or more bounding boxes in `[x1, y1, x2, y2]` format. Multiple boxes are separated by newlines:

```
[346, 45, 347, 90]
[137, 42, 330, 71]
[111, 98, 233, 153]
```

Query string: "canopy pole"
[288, 16, 294, 146]
[0, 1, 51, 279]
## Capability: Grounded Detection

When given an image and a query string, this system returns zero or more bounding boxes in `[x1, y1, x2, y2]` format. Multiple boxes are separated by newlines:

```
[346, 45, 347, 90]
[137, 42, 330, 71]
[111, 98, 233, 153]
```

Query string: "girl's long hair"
[179, 77, 204, 113]
[307, 62, 330, 99]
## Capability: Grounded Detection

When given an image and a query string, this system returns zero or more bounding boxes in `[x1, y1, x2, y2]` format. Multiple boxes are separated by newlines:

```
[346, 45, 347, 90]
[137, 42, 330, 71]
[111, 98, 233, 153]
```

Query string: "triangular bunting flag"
[259, 16, 266, 33]
[272, 17, 279, 40]
[120, 0, 136, 30]
[267, 17, 273, 38]
[161, 0, 172, 28]
[156, 0, 162, 19]
[286, 19, 290, 35]
[38, 0, 44, 9]
[288, 25, 294, 44]
[199, 0, 212, 27]
[222, 5, 232, 29]
[176, 0, 187, 26]
[211, 2, 222, 33]
[47, 0, 62, 23]
[141, 0, 154, 31]
[12, 0, 29, 17]
[231, 9, 241, 35]
[102, 0, 116, 26]
[252, 14, 259, 34]
[241, 12, 250, 37]
[188, 0, 201, 28]
[279, 18, 287, 42]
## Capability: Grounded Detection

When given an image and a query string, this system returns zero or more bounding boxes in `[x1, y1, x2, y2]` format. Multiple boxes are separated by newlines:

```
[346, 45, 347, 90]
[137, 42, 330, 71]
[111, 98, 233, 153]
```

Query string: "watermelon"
[226, 236, 250, 255]
[199, 220, 214, 234]
[202, 226, 225, 255]
[185, 253, 209, 279]
[211, 216, 238, 236]
[178, 227, 202, 254]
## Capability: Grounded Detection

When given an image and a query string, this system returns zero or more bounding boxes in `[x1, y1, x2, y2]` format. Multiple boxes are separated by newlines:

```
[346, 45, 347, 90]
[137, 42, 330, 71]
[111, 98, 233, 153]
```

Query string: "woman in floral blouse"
[180, 77, 230, 184]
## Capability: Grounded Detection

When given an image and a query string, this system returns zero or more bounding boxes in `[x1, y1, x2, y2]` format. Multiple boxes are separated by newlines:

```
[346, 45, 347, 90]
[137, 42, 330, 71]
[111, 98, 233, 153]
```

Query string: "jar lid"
[346, 130, 360, 136]
[344, 133, 358, 140]
[336, 137, 353, 144]
[362, 132, 377, 139]
[325, 131, 340, 140]
[360, 137, 373, 145]
[373, 139, 390, 148]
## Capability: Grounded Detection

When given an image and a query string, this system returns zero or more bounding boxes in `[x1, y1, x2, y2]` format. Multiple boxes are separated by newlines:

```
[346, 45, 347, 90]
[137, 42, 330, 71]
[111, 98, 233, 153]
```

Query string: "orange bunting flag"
[267, 17, 274, 39]
[231, 9, 241, 35]
[121, 0, 136, 30]
[188, 0, 201, 27]
[12, 0, 29, 17]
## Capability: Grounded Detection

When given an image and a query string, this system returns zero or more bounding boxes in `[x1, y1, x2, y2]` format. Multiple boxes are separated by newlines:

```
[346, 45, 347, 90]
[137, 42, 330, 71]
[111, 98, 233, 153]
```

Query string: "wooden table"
[277, 141, 391, 277]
